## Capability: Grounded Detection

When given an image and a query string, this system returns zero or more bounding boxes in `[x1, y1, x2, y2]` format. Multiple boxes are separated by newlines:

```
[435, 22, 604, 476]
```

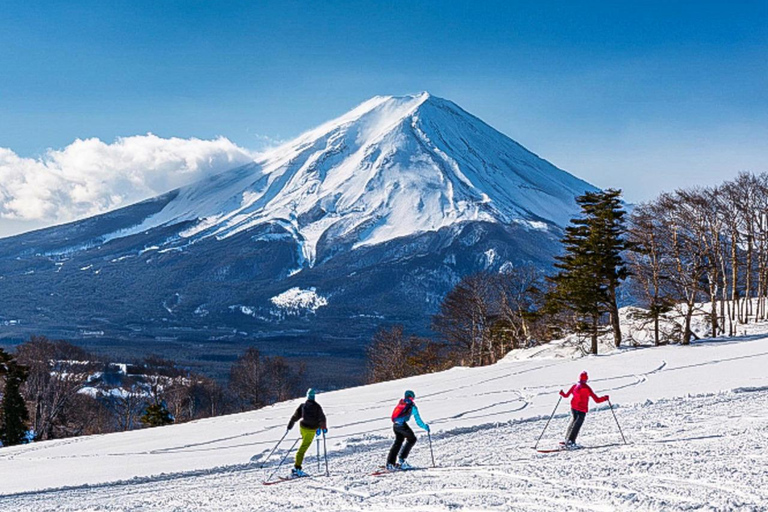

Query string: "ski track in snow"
[1, 331, 768, 510]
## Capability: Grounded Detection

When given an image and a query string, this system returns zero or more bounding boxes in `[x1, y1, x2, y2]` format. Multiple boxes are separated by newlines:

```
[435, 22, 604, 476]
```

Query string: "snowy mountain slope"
[113, 93, 594, 266]
[1, 317, 767, 510]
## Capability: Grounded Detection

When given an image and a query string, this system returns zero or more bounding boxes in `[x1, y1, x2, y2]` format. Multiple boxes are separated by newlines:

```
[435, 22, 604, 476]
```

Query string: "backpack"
[391, 398, 413, 423]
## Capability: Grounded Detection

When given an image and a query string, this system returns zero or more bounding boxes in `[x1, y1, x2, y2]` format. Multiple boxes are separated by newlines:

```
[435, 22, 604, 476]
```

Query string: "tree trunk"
[590, 315, 599, 355]
[731, 229, 740, 323]
[708, 279, 718, 337]
[682, 301, 694, 345]
[746, 234, 753, 322]
[608, 293, 622, 347]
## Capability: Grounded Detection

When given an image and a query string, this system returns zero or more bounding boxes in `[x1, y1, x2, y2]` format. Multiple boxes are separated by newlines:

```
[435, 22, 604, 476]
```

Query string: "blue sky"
[0, 0, 766, 229]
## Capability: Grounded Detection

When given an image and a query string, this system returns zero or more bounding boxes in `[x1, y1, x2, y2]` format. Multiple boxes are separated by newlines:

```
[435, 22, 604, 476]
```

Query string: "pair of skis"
[263, 473, 317, 486]
[536, 442, 624, 453]
[370, 465, 423, 477]
[265, 465, 422, 485]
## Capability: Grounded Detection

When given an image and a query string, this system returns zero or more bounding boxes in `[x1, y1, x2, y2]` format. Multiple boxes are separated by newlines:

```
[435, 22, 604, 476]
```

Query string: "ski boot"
[398, 459, 413, 470]
[291, 467, 308, 478]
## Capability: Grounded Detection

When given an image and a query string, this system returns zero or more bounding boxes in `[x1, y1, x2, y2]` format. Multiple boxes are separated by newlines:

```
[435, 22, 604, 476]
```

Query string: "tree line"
[0, 337, 305, 446]
[628, 172, 768, 344]
[368, 172, 768, 382]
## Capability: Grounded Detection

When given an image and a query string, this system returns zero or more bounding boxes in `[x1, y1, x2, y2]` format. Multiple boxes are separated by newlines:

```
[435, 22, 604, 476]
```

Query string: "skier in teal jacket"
[387, 390, 429, 470]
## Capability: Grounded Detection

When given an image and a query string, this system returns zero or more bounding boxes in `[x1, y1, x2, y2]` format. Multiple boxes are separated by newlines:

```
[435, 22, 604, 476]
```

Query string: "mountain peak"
[111, 94, 596, 267]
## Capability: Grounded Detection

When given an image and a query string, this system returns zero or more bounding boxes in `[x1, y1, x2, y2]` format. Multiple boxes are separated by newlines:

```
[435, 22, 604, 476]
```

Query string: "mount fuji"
[0, 93, 597, 384]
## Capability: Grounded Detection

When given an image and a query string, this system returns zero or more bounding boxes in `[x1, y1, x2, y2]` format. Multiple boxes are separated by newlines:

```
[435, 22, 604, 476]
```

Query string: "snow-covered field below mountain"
[1, 318, 767, 511]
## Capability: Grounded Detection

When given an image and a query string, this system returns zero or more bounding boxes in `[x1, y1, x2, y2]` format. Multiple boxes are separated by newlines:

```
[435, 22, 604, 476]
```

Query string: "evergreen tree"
[0, 349, 30, 446]
[547, 189, 629, 353]
[140, 402, 174, 428]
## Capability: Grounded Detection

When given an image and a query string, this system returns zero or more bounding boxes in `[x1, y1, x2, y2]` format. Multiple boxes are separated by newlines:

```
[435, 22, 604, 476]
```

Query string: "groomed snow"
[0, 318, 767, 510]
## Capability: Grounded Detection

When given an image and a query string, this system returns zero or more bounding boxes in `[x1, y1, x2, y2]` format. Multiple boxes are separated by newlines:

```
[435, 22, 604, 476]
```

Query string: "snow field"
[0, 326, 767, 510]
[2, 388, 766, 511]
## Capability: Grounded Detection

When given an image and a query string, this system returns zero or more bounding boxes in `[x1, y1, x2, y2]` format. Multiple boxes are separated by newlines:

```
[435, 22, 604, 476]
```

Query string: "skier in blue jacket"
[387, 390, 429, 470]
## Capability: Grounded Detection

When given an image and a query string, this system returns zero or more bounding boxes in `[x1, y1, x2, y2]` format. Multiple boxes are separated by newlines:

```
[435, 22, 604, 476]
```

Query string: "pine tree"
[140, 402, 174, 428]
[0, 349, 30, 446]
[547, 189, 629, 353]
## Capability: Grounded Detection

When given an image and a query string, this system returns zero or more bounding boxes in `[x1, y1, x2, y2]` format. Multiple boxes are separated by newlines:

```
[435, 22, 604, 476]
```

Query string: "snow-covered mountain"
[107, 92, 592, 266]
[0, 93, 596, 383]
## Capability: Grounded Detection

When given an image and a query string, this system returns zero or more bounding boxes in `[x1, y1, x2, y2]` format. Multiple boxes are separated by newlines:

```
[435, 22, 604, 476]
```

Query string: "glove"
[287, 422, 294, 431]
[316, 428, 321, 436]
[425, 424, 430, 432]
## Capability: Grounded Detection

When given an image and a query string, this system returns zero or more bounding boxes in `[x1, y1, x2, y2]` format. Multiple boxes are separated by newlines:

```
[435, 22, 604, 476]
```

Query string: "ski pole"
[534, 396, 561, 449]
[427, 430, 436, 468]
[322, 431, 330, 477]
[316, 434, 321, 472]
[608, 400, 627, 445]
[265, 437, 300, 483]
[260, 429, 289, 469]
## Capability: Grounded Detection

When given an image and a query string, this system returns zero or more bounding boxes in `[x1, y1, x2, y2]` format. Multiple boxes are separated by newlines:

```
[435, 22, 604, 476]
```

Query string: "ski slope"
[1, 325, 768, 510]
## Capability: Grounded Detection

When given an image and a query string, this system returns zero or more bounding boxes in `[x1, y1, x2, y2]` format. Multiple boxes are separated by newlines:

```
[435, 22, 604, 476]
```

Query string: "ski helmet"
[579, 371, 589, 383]
[404, 390, 415, 399]
[306, 388, 316, 400]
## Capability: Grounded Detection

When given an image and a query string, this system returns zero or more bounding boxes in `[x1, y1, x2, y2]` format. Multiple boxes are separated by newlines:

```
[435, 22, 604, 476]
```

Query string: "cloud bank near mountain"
[0, 134, 256, 233]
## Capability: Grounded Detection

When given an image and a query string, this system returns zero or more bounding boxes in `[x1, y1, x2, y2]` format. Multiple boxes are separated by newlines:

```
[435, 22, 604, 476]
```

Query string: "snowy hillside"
[1, 315, 767, 510]
[114, 93, 594, 267]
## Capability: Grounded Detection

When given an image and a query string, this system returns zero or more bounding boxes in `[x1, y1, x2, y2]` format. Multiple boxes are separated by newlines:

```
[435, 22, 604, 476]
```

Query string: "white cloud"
[0, 134, 256, 232]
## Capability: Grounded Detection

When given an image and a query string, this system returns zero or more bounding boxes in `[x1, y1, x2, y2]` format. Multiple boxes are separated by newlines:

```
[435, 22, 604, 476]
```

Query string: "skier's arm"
[287, 404, 302, 430]
[560, 385, 575, 398]
[412, 405, 429, 431]
[589, 387, 609, 403]
[318, 404, 327, 431]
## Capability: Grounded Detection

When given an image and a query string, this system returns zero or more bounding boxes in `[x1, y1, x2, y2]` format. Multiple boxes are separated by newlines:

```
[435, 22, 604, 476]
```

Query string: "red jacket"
[560, 383, 608, 413]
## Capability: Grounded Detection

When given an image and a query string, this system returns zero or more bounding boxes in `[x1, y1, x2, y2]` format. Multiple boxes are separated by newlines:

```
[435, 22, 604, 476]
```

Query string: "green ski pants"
[294, 426, 316, 469]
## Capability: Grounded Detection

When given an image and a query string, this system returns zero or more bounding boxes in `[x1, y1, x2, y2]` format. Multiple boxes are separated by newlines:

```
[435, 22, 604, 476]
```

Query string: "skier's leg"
[565, 409, 578, 442]
[569, 411, 586, 443]
[294, 426, 315, 469]
[398, 423, 417, 461]
[387, 425, 405, 466]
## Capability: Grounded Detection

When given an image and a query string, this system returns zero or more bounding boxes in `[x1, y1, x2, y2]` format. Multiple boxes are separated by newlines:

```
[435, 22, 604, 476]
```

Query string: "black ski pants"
[387, 423, 417, 465]
[566, 408, 587, 443]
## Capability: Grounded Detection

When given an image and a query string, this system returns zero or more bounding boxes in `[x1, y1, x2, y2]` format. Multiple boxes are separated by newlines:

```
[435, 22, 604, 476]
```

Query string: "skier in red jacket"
[559, 371, 609, 448]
